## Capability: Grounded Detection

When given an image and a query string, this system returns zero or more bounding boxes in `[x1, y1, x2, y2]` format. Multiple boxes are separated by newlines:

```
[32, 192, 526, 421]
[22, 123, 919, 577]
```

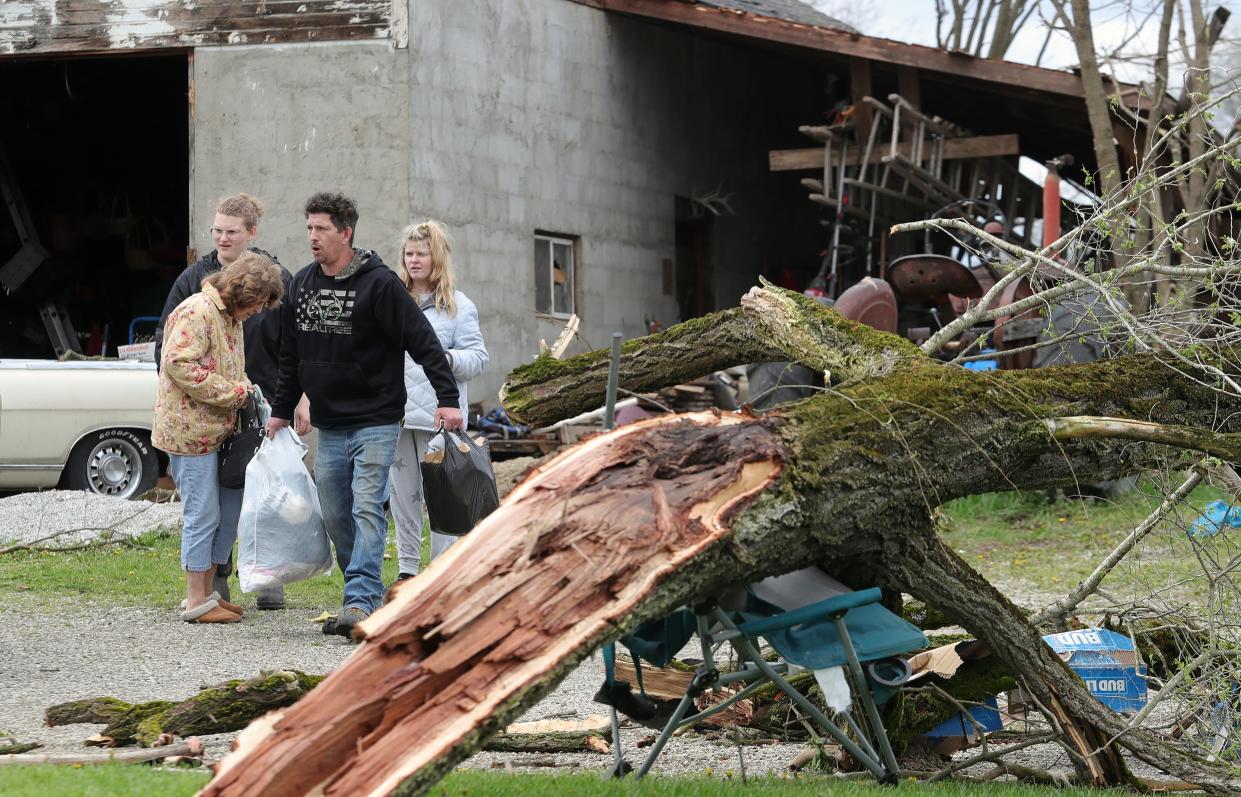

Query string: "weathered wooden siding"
[0, 0, 398, 56]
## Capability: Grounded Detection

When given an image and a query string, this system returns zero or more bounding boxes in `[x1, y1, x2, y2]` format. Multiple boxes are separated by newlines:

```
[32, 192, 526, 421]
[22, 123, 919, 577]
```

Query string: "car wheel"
[62, 428, 159, 499]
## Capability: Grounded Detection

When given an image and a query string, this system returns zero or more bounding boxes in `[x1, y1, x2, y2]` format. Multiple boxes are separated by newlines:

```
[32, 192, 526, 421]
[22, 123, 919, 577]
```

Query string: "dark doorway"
[674, 196, 714, 321]
[0, 53, 189, 358]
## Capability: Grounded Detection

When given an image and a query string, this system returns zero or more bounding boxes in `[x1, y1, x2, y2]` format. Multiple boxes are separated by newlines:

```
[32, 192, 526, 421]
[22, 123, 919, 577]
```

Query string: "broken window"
[534, 233, 576, 317]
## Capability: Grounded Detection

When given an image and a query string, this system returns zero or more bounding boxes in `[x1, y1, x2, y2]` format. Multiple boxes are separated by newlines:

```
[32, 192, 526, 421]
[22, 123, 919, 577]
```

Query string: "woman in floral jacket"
[154, 252, 285, 624]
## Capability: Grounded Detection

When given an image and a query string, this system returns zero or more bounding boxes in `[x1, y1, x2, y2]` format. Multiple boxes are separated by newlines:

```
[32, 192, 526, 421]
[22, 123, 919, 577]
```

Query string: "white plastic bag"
[237, 428, 333, 592]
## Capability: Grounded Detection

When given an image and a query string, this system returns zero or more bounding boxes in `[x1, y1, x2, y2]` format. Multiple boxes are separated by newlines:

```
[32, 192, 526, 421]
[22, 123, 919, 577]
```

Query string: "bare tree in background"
[935, 0, 1043, 57]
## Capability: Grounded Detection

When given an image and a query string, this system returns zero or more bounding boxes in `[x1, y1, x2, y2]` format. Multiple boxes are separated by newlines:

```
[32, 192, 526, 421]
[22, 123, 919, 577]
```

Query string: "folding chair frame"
[605, 588, 903, 784]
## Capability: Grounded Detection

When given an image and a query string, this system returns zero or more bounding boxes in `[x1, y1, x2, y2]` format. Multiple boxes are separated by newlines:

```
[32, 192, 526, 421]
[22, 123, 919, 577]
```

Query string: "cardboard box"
[1043, 628, 1148, 713]
[117, 342, 156, 362]
[908, 641, 1003, 753]
[920, 695, 1004, 754]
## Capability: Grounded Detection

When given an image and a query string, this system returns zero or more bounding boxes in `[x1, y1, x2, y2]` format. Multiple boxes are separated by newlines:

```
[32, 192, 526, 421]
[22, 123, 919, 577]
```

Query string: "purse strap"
[234, 393, 262, 433]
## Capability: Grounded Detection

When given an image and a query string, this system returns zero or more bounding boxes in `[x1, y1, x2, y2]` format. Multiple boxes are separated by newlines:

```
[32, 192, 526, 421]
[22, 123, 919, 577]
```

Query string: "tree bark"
[45, 671, 323, 747]
[499, 284, 920, 426]
[202, 290, 1241, 796]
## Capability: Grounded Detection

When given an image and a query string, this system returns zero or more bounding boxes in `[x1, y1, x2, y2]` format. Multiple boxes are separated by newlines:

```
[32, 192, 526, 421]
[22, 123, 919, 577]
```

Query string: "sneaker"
[395, 572, 415, 583]
[256, 586, 286, 610]
[332, 606, 371, 640]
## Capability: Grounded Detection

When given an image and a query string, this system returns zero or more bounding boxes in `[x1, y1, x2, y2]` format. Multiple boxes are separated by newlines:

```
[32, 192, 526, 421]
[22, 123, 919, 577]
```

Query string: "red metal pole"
[1042, 164, 1061, 250]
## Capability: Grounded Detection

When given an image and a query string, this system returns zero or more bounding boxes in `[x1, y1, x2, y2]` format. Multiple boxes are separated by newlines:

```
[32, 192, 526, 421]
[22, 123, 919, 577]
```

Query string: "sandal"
[180, 591, 244, 616]
[180, 598, 241, 624]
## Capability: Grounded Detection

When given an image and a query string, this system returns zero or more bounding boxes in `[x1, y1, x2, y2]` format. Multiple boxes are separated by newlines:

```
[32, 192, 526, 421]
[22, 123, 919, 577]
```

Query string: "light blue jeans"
[315, 423, 400, 613]
[169, 452, 243, 572]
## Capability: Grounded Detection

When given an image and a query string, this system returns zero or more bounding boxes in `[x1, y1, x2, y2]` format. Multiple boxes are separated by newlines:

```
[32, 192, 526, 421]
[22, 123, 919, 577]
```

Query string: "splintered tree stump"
[46, 671, 323, 747]
[203, 288, 1241, 796]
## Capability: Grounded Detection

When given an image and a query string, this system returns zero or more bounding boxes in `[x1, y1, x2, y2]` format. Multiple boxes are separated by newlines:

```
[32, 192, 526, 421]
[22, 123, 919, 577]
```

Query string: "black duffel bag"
[419, 427, 500, 536]
[218, 394, 266, 489]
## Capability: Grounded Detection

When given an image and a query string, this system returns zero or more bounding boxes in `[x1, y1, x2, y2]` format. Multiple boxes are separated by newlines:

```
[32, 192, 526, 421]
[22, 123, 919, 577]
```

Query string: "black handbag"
[218, 394, 266, 489]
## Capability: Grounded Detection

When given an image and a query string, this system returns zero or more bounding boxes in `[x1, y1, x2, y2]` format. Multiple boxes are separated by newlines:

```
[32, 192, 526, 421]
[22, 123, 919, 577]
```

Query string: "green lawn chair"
[597, 572, 929, 783]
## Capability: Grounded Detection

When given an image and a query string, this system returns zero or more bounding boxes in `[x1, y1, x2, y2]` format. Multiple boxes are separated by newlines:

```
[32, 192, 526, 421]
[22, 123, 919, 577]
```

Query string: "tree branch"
[1043, 416, 1241, 460]
[1033, 466, 1204, 627]
[499, 283, 921, 426]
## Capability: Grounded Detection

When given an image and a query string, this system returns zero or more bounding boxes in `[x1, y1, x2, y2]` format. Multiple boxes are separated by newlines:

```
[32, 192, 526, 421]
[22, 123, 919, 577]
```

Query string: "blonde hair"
[399, 220, 458, 316]
[204, 251, 284, 316]
[215, 192, 265, 230]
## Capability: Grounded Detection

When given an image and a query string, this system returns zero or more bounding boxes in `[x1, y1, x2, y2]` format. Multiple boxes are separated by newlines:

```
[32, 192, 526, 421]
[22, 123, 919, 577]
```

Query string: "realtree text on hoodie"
[272, 249, 459, 430]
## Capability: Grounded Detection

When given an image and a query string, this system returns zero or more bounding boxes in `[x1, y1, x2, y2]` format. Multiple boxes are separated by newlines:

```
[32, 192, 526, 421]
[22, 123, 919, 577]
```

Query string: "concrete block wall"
[407, 0, 777, 406]
[192, 0, 797, 411]
[192, 41, 411, 275]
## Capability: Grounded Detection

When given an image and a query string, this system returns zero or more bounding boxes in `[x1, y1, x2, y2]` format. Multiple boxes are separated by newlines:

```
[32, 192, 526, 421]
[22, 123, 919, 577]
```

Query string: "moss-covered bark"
[499, 284, 921, 426]
[45, 671, 323, 747]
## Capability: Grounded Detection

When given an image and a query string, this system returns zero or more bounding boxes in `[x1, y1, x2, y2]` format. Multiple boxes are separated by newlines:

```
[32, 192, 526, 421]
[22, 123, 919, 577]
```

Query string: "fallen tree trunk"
[202, 288, 1241, 796]
[46, 671, 322, 747]
[484, 730, 609, 754]
[499, 283, 920, 426]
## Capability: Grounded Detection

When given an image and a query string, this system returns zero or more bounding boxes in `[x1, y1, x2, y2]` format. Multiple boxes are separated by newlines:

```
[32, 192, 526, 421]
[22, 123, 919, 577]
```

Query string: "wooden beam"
[896, 65, 921, 108]
[849, 58, 874, 145]
[565, 0, 1127, 99]
[769, 133, 1020, 171]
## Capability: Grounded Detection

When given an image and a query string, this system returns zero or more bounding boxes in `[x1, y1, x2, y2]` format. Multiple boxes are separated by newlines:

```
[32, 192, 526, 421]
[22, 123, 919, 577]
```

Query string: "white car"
[0, 359, 160, 499]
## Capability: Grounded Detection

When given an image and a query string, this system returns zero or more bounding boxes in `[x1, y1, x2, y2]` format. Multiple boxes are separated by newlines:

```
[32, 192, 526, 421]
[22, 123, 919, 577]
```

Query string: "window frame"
[533, 231, 579, 319]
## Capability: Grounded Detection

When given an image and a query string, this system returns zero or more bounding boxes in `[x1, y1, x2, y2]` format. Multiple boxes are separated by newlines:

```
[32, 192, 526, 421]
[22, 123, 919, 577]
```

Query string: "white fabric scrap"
[815, 666, 852, 714]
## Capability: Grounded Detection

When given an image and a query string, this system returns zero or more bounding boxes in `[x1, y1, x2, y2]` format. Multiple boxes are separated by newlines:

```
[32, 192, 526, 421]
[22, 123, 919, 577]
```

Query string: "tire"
[62, 428, 159, 499]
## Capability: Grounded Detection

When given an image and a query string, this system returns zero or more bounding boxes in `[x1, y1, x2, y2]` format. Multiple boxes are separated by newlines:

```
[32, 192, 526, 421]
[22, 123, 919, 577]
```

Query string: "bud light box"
[1043, 628, 1148, 713]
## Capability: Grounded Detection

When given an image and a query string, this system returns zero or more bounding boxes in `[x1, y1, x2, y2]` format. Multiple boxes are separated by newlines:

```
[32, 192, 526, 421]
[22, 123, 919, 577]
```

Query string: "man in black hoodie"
[266, 192, 461, 638]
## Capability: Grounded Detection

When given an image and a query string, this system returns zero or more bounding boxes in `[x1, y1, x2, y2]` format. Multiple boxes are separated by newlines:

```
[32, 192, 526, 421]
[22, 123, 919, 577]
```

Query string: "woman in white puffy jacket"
[389, 220, 489, 579]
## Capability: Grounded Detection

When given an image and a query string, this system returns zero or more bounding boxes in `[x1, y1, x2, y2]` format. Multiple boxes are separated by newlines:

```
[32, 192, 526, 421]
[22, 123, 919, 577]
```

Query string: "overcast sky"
[806, 0, 1191, 81]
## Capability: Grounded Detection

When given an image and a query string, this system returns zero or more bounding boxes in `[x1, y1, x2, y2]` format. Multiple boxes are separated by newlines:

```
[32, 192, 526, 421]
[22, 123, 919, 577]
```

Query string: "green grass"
[0, 767, 1113, 797]
[0, 518, 423, 611]
[0, 763, 209, 797]
[939, 479, 1229, 606]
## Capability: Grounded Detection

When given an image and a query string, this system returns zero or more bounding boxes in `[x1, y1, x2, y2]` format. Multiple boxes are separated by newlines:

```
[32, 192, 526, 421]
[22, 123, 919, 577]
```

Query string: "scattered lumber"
[613, 658, 693, 700]
[485, 730, 610, 754]
[485, 715, 611, 754]
[0, 737, 202, 767]
[768, 134, 1020, 171]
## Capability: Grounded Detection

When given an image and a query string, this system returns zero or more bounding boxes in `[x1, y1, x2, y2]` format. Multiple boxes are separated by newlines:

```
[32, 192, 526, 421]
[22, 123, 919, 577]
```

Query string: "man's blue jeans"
[315, 423, 400, 613]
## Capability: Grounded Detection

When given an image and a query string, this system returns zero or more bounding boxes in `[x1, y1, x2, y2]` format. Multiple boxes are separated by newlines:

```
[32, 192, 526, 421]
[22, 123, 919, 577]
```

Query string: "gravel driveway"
[0, 601, 806, 777]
